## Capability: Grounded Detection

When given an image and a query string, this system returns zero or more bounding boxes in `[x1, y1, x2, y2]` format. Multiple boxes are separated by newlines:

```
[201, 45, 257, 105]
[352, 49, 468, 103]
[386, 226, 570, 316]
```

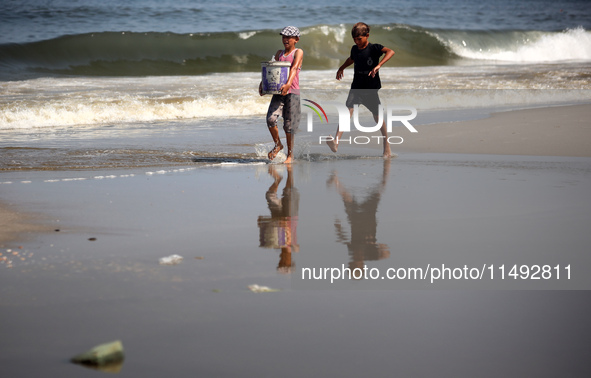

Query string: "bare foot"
[268, 143, 283, 160]
[283, 154, 293, 164]
[382, 145, 392, 159]
[326, 172, 337, 188]
[267, 165, 282, 180]
[377, 244, 390, 260]
[326, 137, 338, 153]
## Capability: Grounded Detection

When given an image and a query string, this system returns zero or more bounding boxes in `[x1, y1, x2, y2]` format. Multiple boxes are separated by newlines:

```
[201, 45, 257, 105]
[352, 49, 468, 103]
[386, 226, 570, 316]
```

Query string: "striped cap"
[280, 26, 301, 37]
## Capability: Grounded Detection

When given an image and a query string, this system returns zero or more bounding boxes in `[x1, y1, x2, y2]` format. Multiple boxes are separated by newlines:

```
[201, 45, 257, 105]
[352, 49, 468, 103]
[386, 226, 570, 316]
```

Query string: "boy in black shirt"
[328, 22, 395, 158]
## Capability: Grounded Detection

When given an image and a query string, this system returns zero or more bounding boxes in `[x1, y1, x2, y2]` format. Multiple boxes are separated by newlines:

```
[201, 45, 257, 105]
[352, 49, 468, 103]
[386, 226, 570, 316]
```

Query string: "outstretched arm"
[369, 47, 395, 78]
[336, 57, 354, 81]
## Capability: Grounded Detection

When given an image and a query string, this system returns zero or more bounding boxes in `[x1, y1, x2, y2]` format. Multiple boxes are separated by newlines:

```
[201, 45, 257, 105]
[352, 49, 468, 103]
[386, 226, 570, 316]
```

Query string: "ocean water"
[1, 0, 591, 169]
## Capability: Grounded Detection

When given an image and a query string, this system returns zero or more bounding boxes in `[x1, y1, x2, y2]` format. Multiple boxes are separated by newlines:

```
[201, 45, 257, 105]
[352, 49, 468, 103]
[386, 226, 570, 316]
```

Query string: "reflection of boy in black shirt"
[328, 159, 392, 271]
[327, 22, 395, 158]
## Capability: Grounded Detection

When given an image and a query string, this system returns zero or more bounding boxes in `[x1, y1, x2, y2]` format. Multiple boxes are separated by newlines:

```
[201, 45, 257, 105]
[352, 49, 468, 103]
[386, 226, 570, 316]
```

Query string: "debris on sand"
[158, 254, 183, 265]
[71, 340, 124, 372]
[248, 284, 280, 293]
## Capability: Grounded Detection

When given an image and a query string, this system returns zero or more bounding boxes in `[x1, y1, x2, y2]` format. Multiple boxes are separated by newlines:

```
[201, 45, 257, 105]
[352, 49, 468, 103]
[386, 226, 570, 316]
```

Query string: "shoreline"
[2, 103, 590, 244]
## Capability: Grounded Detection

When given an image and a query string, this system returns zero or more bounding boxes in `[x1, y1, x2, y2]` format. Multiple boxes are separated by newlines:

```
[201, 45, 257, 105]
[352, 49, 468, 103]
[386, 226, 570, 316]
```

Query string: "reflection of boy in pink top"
[259, 26, 303, 164]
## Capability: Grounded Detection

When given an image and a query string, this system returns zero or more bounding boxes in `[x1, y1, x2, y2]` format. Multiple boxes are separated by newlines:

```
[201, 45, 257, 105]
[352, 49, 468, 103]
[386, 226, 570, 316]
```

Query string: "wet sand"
[0, 203, 54, 247]
[1, 104, 591, 377]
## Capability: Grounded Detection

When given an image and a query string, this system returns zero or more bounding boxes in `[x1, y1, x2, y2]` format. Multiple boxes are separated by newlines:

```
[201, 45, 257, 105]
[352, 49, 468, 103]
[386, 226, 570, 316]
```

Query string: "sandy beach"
[1, 104, 591, 377]
[3, 0, 591, 374]
[398, 104, 591, 157]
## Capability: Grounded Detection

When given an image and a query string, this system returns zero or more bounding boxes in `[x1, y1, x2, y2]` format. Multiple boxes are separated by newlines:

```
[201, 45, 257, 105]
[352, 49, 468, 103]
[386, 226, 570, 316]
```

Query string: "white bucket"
[261, 61, 291, 95]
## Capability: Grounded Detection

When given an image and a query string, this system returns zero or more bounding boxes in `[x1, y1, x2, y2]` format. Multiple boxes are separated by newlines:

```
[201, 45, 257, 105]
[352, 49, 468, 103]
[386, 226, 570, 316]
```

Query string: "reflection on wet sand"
[328, 159, 391, 271]
[257, 165, 299, 273]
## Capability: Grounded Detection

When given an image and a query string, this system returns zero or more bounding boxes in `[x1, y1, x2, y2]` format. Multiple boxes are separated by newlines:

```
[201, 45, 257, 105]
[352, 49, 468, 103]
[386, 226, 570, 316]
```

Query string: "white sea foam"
[0, 75, 268, 130]
[1, 63, 590, 131]
[238, 31, 257, 40]
[449, 28, 591, 63]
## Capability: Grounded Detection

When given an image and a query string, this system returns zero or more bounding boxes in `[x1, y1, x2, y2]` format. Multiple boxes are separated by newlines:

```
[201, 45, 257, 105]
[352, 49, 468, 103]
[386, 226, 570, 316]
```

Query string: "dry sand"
[397, 104, 591, 157]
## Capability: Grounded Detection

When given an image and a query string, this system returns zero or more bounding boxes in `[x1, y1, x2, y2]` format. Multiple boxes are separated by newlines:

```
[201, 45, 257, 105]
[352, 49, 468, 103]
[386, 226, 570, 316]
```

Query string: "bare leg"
[267, 164, 283, 190]
[326, 108, 353, 153]
[326, 131, 343, 153]
[376, 114, 391, 158]
[267, 126, 283, 160]
[284, 131, 294, 164]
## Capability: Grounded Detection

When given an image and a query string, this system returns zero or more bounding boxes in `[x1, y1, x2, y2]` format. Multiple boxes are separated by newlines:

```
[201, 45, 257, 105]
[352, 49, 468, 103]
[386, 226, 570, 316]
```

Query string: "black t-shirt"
[350, 42, 385, 90]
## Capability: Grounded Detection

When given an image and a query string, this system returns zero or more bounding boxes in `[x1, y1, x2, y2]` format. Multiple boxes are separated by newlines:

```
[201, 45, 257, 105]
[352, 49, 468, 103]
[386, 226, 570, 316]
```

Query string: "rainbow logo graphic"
[303, 99, 329, 123]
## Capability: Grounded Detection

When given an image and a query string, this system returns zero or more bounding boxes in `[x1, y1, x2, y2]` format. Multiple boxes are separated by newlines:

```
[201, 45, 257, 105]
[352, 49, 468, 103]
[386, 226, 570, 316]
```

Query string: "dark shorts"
[346, 89, 381, 116]
[266, 94, 301, 134]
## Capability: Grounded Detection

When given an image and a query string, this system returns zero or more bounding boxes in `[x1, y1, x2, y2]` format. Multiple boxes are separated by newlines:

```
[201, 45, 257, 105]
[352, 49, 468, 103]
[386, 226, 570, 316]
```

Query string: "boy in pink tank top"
[259, 26, 303, 164]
